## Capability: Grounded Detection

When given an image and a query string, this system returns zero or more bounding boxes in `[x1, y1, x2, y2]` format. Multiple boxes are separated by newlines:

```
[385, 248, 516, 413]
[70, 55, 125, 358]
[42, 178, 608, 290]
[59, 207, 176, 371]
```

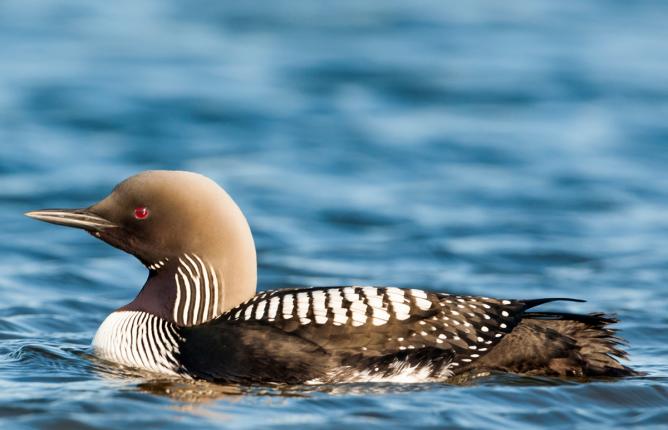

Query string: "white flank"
[307, 360, 455, 384]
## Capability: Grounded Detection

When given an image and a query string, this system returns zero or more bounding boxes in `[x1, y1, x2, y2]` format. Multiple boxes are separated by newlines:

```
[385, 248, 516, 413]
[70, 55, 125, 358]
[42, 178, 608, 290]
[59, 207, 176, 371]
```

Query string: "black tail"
[477, 304, 638, 378]
[521, 297, 586, 311]
[524, 311, 617, 326]
[522, 311, 637, 377]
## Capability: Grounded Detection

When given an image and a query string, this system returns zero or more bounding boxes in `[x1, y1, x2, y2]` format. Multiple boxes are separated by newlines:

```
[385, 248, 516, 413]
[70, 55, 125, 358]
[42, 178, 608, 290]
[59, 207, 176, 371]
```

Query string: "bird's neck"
[120, 253, 255, 326]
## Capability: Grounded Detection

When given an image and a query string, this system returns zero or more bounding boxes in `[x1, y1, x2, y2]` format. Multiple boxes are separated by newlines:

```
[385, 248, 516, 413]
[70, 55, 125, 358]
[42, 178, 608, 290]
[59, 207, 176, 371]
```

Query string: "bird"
[25, 170, 635, 384]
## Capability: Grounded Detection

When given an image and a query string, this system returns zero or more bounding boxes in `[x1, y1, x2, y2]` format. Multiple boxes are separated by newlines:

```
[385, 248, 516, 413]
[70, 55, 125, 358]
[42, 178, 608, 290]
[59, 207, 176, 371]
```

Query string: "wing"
[177, 319, 338, 384]
[216, 286, 528, 377]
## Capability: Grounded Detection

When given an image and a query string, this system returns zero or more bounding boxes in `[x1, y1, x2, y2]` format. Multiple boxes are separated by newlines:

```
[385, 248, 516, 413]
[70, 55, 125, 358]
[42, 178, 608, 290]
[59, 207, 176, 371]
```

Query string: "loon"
[25, 170, 635, 384]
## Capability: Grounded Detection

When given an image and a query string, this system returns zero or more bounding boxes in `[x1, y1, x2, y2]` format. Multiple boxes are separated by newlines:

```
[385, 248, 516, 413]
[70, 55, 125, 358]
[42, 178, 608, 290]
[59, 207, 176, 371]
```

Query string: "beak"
[25, 208, 117, 232]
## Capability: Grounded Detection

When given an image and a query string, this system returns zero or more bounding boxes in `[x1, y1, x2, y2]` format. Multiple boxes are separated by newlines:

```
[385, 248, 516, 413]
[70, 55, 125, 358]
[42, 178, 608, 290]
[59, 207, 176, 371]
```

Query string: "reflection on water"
[2, 0, 668, 428]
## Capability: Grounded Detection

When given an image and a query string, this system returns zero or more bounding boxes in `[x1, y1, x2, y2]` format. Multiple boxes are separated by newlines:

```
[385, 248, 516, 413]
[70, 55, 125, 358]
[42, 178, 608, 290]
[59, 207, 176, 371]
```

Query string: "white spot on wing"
[282, 294, 294, 319]
[343, 287, 358, 301]
[268, 296, 280, 321]
[363, 287, 383, 309]
[385, 287, 404, 301]
[328, 289, 347, 326]
[414, 299, 432, 310]
[392, 302, 411, 320]
[411, 289, 427, 299]
[244, 304, 254, 320]
[255, 300, 266, 319]
[410, 289, 432, 310]
[363, 287, 390, 326]
[297, 292, 311, 324]
[372, 308, 390, 326]
[345, 288, 367, 327]
[311, 290, 328, 324]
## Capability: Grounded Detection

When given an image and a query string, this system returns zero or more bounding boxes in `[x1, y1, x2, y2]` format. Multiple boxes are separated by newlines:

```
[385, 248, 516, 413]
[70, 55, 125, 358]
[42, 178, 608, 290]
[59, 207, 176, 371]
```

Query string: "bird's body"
[92, 285, 631, 383]
[26, 171, 635, 384]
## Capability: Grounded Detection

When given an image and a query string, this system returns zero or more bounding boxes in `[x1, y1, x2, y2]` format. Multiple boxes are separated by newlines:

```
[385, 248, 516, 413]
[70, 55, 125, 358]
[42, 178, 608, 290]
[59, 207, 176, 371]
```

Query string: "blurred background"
[1, 1, 667, 429]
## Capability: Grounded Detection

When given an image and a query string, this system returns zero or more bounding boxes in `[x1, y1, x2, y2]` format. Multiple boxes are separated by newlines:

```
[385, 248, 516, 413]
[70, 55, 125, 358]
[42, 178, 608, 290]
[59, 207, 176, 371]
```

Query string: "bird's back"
[174, 286, 635, 384]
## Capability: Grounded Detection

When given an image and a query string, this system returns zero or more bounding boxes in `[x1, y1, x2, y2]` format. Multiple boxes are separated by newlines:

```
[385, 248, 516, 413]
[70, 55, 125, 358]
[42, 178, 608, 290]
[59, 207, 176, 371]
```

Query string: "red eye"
[134, 206, 150, 220]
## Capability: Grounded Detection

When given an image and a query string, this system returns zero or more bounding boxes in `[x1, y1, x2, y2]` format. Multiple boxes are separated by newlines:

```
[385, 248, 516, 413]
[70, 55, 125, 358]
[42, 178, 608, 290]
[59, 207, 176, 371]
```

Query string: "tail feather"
[525, 312, 634, 376]
[520, 298, 586, 311]
[523, 311, 617, 326]
[477, 311, 638, 378]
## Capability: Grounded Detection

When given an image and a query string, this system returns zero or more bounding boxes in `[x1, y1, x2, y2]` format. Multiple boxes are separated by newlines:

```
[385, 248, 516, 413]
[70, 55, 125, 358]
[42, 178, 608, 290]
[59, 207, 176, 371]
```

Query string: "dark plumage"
[176, 288, 635, 383]
[25, 170, 637, 384]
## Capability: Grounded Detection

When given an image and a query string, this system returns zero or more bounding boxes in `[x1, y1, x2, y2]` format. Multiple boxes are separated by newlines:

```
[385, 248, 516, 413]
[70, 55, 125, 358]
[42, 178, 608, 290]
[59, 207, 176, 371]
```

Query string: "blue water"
[2, 1, 668, 428]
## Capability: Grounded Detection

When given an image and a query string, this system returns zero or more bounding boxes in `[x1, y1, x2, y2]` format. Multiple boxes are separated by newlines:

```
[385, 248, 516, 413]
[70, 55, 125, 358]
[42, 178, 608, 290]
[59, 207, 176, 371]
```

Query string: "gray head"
[26, 170, 257, 325]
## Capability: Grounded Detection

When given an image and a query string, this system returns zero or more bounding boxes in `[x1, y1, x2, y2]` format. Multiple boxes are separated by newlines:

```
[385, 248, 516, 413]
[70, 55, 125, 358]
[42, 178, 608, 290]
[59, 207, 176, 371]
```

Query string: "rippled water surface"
[2, 1, 668, 428]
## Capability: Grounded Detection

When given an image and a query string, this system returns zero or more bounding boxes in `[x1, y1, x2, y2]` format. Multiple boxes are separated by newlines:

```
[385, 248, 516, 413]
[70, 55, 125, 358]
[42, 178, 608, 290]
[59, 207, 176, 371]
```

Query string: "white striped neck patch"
[121, 253, 226, 327]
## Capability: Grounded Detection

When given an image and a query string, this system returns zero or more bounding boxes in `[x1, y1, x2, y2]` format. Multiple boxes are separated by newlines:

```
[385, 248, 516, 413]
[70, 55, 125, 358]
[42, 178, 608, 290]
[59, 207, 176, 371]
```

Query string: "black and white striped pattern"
[92, 311, 183, 375]
[223, 286, 521, 370]
[147, 258, 168, 271]
[171, 253, 222, 326]
[227, 286, 428, 326]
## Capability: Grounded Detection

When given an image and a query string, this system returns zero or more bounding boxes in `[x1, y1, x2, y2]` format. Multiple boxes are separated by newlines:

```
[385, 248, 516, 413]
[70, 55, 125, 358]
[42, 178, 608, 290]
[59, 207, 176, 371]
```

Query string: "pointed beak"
[24, 208, 117, 232]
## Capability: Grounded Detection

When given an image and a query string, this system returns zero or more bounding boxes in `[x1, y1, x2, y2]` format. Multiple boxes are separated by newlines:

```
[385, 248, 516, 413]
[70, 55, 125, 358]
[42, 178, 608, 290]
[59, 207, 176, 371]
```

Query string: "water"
[1, 0, 668, 428]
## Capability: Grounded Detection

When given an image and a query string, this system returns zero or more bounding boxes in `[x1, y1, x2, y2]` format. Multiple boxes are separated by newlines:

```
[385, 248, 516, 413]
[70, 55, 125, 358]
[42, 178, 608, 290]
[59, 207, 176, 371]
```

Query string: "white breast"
[92, 311, 184, 376]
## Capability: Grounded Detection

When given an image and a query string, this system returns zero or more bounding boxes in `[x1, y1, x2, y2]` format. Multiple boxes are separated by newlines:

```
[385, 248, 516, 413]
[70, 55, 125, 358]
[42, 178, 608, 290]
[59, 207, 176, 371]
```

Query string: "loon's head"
[26, 170, 257, 319]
